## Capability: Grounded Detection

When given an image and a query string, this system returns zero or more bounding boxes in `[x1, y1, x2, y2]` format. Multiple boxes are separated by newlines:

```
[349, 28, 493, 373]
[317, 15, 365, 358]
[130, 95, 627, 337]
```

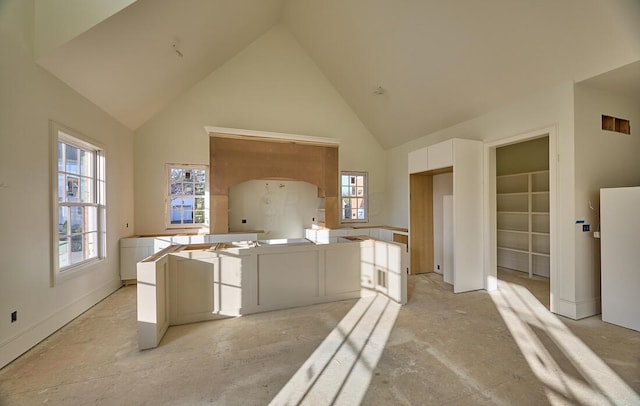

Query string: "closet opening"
[495, 136, 551, 309]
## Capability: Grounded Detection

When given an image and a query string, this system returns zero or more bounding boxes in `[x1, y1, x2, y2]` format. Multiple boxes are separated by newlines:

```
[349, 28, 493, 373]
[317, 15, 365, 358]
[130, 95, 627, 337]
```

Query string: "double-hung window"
[166, 164, 209, 229]
[52, 122, 106, 277]
[341, 171, 368, 222]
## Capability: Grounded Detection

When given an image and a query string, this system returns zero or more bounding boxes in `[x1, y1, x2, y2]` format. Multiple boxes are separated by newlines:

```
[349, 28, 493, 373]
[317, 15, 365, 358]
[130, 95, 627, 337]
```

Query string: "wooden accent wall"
[410, 173, 434, 274]
[209, 135, 339, 233]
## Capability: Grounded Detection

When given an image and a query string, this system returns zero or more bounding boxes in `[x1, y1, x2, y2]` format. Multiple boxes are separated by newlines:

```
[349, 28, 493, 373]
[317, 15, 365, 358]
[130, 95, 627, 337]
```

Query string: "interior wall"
[229, 180, 321, 239]
[0, 0, 134, 368]
[496, 137, 549, 176]
[432, 172, 453, 274]
[573, 83, 640, 317]
[134, 24, 387, 236]
[387, 81, 579, 318]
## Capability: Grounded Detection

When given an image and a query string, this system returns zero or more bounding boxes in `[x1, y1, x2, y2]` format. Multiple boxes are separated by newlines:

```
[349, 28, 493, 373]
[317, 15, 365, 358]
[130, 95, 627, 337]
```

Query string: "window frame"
[340, 171, 369, 223]
[50, 121, 106, 284]
[165, 163, 209, 230]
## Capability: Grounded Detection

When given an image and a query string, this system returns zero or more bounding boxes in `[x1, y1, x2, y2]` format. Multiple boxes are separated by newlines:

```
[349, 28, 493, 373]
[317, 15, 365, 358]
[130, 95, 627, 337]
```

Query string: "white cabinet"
[496, 170, 549, 277]
[408, 140, 454, 174]
[408, 147, 428, 174]
[120, 238, 154, 280]
[427, 139, 453, 170]
[600, 187, 640, 331]
[120, 233, 260, 282]
[408, 138, 483, 293]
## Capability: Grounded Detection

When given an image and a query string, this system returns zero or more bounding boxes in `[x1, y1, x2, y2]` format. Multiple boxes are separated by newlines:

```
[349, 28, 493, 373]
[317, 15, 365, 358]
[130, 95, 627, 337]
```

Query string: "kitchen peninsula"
[137, 235, 407, 349]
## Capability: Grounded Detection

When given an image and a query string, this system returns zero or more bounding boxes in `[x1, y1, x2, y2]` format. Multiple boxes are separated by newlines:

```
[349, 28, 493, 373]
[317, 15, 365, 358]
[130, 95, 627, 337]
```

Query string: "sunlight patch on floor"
[269, 294, 400, 406]
[490, 279, 639, 405]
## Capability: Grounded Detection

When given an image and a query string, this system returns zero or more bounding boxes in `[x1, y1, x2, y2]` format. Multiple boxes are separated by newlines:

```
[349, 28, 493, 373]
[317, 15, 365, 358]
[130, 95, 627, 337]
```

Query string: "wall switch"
[11, 311, 17, 323]
[582, 224, 590, 232]
[593, 231, 600, 239]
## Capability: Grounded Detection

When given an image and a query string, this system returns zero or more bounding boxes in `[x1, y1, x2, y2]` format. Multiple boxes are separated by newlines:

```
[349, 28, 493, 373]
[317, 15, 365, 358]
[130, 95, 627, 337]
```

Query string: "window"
[341, 171, 368, 222]
[52, 122, 106, 275]
[166, 164, 209, 228]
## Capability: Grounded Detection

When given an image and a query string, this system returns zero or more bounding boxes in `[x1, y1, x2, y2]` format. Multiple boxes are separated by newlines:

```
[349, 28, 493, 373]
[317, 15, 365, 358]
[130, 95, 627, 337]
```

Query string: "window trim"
[50, 121, 106, 285]
[340, 170, 369, 223]
[165, 163, 210, 230]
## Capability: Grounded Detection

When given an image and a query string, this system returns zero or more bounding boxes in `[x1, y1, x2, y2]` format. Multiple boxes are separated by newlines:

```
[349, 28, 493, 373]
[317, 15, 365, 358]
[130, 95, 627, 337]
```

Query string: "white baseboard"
[555, 297, 601, 320]
[0, 279, 121, 369]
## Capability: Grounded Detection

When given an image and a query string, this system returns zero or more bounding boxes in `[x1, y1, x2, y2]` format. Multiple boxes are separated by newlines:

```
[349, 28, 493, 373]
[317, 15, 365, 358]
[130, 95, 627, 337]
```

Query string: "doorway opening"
[486, 128, 556, 311]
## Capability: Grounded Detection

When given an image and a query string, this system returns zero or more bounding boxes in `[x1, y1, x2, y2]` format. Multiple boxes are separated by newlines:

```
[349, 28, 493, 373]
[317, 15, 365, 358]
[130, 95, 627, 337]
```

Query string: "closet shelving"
[497, 170, 550, 277]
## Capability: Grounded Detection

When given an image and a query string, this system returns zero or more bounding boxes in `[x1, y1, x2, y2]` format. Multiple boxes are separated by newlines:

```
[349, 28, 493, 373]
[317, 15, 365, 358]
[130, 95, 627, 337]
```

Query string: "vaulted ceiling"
[35, 0, 640, 149]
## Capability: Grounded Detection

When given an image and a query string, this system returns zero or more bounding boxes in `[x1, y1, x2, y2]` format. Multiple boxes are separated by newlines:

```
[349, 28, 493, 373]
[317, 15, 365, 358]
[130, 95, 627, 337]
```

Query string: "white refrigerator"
[600, 186, 640, 331]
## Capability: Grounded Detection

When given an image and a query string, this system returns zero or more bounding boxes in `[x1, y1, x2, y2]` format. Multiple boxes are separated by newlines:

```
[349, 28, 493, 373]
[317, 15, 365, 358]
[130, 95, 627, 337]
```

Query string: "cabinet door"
[408, 147, 429, 174]
[427, 140, 453, 170]
[120, 246, 153, 280]
[170, 257, 215, 325]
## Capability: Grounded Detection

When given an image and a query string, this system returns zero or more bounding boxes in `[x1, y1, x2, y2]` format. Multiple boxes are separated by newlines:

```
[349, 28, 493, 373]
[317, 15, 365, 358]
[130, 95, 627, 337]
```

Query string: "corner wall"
[134, 24, 387, 235]
[0, 0, 134, 368]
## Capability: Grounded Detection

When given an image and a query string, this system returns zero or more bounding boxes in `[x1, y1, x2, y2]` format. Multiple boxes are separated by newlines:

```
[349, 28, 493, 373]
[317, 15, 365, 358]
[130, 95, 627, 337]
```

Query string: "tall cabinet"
[496, 170, 550, 277]
[408, 138, 484, 293]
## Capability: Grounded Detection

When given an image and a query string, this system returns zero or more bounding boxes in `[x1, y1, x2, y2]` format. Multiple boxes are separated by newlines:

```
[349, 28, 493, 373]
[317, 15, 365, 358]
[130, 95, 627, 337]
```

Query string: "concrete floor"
[1, 272, 638, 405]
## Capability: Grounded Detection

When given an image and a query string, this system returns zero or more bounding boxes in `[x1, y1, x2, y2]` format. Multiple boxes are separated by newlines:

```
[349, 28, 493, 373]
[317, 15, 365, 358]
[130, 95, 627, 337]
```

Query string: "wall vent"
[602, 115, 630, 135]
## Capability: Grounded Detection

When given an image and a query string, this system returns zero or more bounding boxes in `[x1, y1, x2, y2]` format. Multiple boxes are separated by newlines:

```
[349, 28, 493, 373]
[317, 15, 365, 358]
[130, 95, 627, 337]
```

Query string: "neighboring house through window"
[166, 164, 209, 229]
[341, 171, 368, 222]
[52, 122, 106, 279]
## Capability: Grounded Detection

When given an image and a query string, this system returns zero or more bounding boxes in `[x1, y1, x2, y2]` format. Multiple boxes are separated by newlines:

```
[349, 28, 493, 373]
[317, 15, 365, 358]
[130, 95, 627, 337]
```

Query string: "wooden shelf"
[498, 246, 529, 255]
[497, 228, 528, 234]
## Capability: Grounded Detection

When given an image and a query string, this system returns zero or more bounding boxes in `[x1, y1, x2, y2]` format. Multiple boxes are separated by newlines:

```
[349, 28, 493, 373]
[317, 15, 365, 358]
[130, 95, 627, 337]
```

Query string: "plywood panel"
[209, 135, 339, 233]
[393, 233, 408, 252]
[410, 174, 434, 274]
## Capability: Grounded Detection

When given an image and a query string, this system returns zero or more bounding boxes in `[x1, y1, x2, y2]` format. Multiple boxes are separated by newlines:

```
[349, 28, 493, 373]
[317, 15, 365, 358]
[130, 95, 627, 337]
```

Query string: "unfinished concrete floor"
[1, 273, 639, 405]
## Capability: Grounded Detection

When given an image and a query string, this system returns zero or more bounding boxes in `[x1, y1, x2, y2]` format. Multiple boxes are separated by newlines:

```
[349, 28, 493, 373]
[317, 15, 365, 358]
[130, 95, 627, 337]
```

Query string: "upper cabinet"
[407, 138, 484, 293]
[407, 139, 455, 174]
[427, 139, 454, 170]
[408, 146, 429, 174]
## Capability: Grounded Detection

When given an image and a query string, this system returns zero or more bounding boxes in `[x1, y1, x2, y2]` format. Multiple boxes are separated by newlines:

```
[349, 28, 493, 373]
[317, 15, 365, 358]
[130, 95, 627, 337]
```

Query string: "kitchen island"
[137, 237, 407, 349]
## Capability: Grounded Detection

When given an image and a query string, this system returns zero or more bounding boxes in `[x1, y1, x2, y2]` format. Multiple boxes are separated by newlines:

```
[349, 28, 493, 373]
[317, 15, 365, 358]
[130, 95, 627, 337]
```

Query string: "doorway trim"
[483, 126, 558, 313]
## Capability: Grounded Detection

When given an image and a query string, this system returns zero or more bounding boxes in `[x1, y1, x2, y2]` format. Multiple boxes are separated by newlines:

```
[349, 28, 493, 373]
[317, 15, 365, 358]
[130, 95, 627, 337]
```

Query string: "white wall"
[228, 180, 321, 239]
[496, 137, 549, 176]
[387, 81, 578, 317]
[0, 0, 134, 368]
[134, 24, 387, 236]
[573, 83, 640, 317]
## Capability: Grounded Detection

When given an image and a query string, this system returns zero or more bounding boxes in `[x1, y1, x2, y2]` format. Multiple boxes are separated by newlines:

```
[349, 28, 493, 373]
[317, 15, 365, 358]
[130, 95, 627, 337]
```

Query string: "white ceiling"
[36, 0, 640, 148]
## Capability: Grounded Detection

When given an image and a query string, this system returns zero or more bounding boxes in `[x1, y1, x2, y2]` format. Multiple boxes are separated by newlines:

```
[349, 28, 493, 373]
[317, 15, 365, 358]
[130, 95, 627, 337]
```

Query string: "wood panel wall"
[209, 134, 339, 233]
[410, 173, 434, 274]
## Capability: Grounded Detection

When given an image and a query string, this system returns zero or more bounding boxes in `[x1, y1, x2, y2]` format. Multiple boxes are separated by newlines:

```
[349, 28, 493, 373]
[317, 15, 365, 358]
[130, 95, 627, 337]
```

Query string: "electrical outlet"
[241, 219, 247, 224]
[582, 224, 590, 232]
[437, 264, 441, 270]
[11, 311, 17, 323]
